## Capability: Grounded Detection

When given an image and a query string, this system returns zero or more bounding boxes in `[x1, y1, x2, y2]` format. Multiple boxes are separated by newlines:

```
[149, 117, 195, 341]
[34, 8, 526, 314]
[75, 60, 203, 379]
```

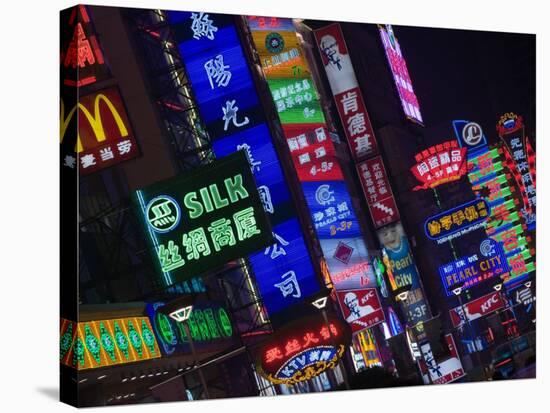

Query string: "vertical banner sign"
[168, 11, 322, 315]
[454, 120, 535, 285]
[420, 334, 465, 384]
[379, 25, 423, 124]
[60, 86, 140, 174]
[60, 5, 110, 87]
[247, 16, 376, 292]
[313, 23, 378, 161]
[496, 113, 536, 229]
[377, 222, 430, 326]
[357, 156, 400, 228]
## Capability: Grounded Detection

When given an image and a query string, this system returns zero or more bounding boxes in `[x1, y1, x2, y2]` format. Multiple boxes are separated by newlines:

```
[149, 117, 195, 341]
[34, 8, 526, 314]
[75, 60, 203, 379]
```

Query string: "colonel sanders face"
[319, 34, 341, 66]
[378, 223, 402, 251]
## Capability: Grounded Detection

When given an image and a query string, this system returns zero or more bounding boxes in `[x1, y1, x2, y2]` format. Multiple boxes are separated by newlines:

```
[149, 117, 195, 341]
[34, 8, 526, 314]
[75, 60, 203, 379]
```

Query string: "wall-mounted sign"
[357, 156, 400, 228]
[497, 113, 536, 228]
[256, 314, 351, 385]
[420, 334, 465, 384]
[146, 302, 233, 355]
[60, 86, 140, 174]
[314, 23, 378, 160]
[411, 141, 467, 191]
[336, 288, 385, 334]
[247, 16, 376, 293]
[439, 239, 510, 296]
[453, 120, 487, 150]
[379, 25, 423, 124]
[449, 291, 505, 328]
[61, 5, 110, 87]
[169, 11, 322, 315]
[60, 317, 160, 370]
[134, 151, 272, 286]
[424, 198, 490, 244]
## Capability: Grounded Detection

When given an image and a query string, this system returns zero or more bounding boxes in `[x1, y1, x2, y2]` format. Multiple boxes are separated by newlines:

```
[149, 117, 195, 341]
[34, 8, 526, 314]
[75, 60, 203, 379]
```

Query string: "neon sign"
[379, 25, 423, 124]
[60, 87, 140, 174]
[411, 141, 467, 190]
[424, 199, 490, 243]
[134, 151, 272, 286]
[336, 288, 385, 333]
[146, 302, 233, 356]
[169, 11, 322, 315]
[439, 239, 510, 296]
[257, 314, 351, 384]
[247, 16, 376, 291]
[60, 317, 160, 370]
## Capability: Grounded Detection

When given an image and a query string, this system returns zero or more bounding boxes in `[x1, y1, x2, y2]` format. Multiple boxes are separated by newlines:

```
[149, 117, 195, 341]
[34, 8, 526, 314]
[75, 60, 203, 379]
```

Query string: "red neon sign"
[411, 141, 467, 190]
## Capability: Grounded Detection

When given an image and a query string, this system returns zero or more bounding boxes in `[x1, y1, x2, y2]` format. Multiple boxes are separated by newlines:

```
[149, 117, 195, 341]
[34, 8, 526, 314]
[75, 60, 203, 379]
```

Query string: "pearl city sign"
[257, 314, 351, 385]
[134, 151, 272, 287]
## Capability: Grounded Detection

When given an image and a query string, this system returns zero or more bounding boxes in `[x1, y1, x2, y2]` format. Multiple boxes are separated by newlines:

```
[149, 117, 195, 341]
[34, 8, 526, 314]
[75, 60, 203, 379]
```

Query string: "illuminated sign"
[169, 11, 322, 315]
[134, 151, 272, 286]
[60, 317, 160, 370]
[411, 141, 467, 190]
[60, 86, 140, 174]
[449, 291, 505, 328]
[61, 5, 110, 87]
[379, 25, 423, 124]
[336, 288, 385, 333]
[497, 113, 536, 228]
[453, 120, 487, 150]
[314, 23, 378, 160]
[257, 314, 351, 385]
[439, 239, 510, 296]
[357, 156, 400, 228]
[146, 302, 233, 355]
[424, 199, 490, 243]
[420, 334, 465, 384]
[455, 120, 535, 286]
[247, 16, 376, 292]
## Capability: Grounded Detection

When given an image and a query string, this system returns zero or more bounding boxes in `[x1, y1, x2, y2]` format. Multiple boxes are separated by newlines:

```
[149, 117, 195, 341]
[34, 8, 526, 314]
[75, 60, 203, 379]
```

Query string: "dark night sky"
[395, 25, 535, 144]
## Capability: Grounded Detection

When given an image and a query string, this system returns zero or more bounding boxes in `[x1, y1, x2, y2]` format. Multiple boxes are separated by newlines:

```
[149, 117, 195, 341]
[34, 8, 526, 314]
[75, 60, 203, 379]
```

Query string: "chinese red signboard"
[60, 5, 110, 87]
[314, 23, 378, 161]
[420, 334, 465, 384]
[357, 156, 400, 228]
[411, 141, 467, 190]
[61, 86, 140, 175]
[336, 288, 385, 333]
[257, 314, 351, 385]
[449, 291, 505, 328]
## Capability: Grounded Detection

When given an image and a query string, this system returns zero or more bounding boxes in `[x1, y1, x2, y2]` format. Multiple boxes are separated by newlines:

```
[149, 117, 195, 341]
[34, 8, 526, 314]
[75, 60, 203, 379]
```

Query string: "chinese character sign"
[134, 152, 272, 286]
[379, 25, 423, 124]
[439, 239, 510, 296]
[424, 198, 491, 244]
[169, 11, 322, 315]
[357, 156, 400, 228]
[60, 317, 160, 370]
[61, 5, 110, 87]
[314, 23, 378, 160]
[60, 86, 140, 175]
[256, 314, 351, 385]
[336, 288, 385, 333]
[411, 140, 467, 190]
[247, 16, 376, 292]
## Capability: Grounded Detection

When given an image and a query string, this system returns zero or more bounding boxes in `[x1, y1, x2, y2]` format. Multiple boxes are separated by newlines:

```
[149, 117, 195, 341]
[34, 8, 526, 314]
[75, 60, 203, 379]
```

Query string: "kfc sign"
[357, 156, 400, 228]
[411, 141, 467, 191]
[336, 288, 385, 333]
[60, 87, 140, 174]
[449, 292, 505, 328]
[314, 23, 378, 160]
[420, 334, 465, 384]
